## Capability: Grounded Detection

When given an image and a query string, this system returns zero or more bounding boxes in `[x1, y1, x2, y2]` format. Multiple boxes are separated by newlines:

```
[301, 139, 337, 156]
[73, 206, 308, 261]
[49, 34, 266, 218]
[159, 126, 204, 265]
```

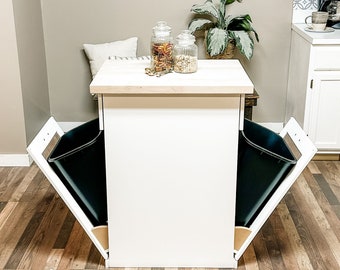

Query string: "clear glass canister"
[173, 30, 198, 74]
[150, 21, 173, 72]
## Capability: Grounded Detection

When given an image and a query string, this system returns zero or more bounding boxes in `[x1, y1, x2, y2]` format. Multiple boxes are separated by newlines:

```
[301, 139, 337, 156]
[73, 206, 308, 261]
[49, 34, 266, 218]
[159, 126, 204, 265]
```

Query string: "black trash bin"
[48, 118, 107, 226]
[235, 119, 297, 227]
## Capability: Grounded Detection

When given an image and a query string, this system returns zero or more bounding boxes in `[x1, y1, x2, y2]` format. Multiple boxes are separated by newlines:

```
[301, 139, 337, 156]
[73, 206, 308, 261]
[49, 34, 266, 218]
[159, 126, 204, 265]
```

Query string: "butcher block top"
[90, 59, 253, 95]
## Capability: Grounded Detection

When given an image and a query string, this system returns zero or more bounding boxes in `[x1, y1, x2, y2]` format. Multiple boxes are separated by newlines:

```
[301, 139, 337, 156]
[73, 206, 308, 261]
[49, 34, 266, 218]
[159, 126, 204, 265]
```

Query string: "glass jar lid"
[176, 30, 195, 45]
[153, 21, 172, 37]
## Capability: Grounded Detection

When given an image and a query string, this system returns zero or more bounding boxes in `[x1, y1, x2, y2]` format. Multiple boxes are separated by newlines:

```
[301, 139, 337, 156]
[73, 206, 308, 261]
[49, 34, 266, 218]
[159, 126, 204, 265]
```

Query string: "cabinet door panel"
[309, 71, 340, 150]
[103, 95, 239, 268]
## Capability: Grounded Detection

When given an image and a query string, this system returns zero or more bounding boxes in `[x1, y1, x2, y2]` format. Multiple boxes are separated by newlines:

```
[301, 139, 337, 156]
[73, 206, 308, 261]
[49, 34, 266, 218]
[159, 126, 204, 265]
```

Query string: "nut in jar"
[173, 30, 198, 74]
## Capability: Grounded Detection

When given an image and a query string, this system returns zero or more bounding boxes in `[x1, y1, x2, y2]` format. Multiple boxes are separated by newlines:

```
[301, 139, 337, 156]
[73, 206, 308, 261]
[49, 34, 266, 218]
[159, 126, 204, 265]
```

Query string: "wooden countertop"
[90, 59, 253, 95]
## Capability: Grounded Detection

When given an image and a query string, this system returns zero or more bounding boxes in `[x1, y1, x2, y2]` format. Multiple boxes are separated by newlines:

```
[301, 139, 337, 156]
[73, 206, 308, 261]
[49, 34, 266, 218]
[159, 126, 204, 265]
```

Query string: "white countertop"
[292, 23, 340, 45]
[90, 59, 253, 95]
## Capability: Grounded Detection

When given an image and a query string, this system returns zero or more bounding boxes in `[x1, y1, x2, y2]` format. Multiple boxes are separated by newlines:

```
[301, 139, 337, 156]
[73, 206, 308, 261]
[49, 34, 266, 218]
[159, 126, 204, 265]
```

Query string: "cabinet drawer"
[313, 46, 340, 70]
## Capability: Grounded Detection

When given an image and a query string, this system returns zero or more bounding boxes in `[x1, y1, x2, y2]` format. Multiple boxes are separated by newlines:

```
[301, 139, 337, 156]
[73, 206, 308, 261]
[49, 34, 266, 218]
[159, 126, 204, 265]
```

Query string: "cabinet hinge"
[310, 79, 313, 89]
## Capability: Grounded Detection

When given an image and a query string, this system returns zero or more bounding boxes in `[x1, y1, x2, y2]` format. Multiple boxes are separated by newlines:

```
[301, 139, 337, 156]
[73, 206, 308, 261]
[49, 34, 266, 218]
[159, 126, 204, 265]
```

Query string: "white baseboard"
[0, 154, 32, 167]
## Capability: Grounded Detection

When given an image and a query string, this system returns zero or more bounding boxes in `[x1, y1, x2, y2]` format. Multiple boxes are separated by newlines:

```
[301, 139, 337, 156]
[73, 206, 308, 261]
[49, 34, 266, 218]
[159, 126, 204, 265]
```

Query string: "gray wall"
[0, 0, 50, 156]
[13, 0, 50, 144]
[1, 0, 298, 157]
[232, 0, 293, 122]
[40, 0, 293, 123]
[0, 0, 27, 154]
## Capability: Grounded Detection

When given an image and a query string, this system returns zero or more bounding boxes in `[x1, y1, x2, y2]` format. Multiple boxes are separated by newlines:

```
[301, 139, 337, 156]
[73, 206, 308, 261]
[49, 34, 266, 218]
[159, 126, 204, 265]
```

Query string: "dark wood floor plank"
[16, 194, 69, 269]
[70, 224, 94, 269]
[314, 174, 339, 205]
[261, 216, 286, 269]
[239, 243, 259, 270]
[85, 243, 105, 269]
[0, 201, 6, 213]
[235, 256, 246, 270]
[290, 173, 340, 268]
[300, 165, 340, 253]
[9, 165, 40, 202]
[306, 161, 320, 174]
[1, 167, 59, 268]
[4, 211, 44, 269]
[276, 199, 313, 270]
[45, 248, 64, 270]
[0, 202, 33, 269]
[315, 161, 340, 200]
[304, 170, 340, 241]
[0, 161, 339, 269]
[19, 169, 50, 203]
[56, 221, 87, 270]
[285, 190, 328, 270]
[251, 230, 273, 269]
[0, 167, 24, 201]
[53, 210, 76, 249]
[267, 206, 300, 270]
[333, 205, 340, 220]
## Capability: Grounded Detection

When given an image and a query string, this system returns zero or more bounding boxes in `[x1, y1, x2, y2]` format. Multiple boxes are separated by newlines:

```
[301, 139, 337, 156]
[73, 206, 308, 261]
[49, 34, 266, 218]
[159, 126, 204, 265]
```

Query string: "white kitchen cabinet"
[309, 71, 340, 150]
[286, 24, 340, 153]
[27, 59, 316, 269]
[90, 59, 253, 268]
[89, 59, 316, 268]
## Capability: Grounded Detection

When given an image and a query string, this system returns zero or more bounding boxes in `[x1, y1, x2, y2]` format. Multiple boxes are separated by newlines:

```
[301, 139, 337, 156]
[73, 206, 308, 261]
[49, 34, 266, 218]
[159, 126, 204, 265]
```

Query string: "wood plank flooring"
[0, 161, 339, 269]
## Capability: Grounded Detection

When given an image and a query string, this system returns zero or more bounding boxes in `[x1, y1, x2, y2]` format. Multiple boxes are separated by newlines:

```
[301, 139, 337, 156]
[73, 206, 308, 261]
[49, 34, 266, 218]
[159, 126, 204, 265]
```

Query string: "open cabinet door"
[234, 117, 317, 260]
[27, 117, 109, 261]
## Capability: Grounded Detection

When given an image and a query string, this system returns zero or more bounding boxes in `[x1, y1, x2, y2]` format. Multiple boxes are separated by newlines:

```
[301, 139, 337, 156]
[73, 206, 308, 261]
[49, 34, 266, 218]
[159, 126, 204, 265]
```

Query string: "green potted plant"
[188, 0, 259, 60]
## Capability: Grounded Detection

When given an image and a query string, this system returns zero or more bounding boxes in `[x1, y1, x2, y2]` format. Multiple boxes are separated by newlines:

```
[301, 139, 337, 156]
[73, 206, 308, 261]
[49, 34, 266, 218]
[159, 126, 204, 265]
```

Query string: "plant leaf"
[206, 28, 229, 56]
[188, 18, 214, 33]
[191, 0, 219, 19]
[228, 14, 259, 42]
[222, 0, 238, 5]
[228, 15, 252, 31]
[219, 1, 226, 18]
[230, 30, 254, 60]
[224, 14, 233, 26]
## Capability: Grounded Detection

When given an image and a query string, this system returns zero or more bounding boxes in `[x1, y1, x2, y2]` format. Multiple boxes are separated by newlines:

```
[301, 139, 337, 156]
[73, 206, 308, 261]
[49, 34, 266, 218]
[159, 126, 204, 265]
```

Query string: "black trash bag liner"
[48, 118, 107, 226]
[235, 119, 296, 227]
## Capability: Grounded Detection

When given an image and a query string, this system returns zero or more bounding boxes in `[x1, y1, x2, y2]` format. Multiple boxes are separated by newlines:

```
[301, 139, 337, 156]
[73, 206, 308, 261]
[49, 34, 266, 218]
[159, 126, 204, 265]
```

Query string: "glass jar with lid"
[150, 21, 173, 73]
[173, 30, 198, 74]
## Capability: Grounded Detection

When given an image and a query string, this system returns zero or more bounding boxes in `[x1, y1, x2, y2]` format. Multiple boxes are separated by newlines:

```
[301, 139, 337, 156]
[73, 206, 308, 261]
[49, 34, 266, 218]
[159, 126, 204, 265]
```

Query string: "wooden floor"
[0, 161, 339, 269]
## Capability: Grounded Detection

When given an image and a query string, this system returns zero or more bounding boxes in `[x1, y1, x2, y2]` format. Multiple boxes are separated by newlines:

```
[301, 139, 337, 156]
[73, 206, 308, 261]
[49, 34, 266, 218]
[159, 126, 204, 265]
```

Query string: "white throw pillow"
[83, 37, 138, 77]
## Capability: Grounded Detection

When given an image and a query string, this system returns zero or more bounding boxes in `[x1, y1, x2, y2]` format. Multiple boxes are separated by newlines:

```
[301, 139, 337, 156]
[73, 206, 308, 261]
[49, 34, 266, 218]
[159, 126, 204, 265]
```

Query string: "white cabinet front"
[103, 95, 240, 268]
[286, 24, 340, 153]
[308, 71, 340, 151]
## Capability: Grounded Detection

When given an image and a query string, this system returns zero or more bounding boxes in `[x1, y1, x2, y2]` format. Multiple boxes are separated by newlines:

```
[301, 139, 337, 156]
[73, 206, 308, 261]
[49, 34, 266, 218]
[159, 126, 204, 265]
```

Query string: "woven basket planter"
[207, 40, 236, 59]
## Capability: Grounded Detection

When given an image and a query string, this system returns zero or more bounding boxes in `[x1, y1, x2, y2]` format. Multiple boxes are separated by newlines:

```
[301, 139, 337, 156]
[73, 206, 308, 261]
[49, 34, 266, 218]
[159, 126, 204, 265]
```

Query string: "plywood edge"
[42, 133, 60, 160]
[312, 154, 340, 161]
[92, 225, 109, 250]
[234, 226, 252, 251]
